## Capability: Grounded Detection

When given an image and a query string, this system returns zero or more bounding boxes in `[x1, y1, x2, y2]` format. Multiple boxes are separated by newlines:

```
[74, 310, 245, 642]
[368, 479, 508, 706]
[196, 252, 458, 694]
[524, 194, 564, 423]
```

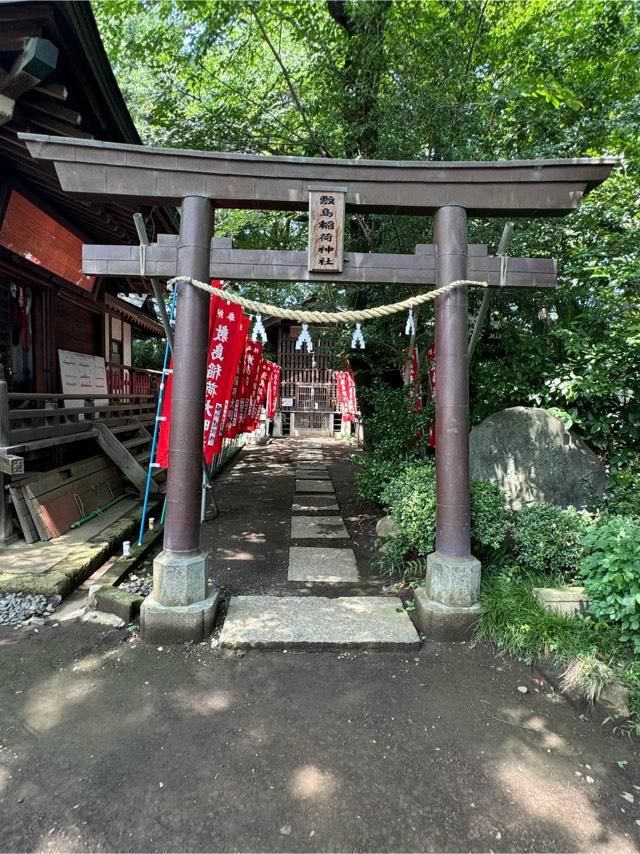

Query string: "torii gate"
[22, 134, 615, 643]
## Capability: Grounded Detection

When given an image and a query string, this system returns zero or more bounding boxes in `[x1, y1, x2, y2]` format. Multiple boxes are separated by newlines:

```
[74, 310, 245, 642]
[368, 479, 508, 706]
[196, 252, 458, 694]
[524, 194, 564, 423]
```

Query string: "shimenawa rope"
[167, 275, 490, 324]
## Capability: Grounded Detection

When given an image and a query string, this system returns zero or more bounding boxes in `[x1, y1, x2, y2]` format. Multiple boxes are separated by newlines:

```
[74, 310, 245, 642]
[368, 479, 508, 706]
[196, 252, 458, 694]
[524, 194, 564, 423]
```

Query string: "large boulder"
[469, 406, 606, 510]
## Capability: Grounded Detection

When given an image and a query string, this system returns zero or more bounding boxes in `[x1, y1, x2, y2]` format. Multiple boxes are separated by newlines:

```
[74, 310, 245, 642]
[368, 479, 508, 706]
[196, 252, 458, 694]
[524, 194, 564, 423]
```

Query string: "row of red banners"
[156, 286, 281, 468]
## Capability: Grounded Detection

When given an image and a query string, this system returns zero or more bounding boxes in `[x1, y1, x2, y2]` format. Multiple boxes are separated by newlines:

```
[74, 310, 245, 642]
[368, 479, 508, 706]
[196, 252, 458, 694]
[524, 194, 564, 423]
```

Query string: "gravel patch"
[0, 593, 61, 627]
[119, 573, 152, 598]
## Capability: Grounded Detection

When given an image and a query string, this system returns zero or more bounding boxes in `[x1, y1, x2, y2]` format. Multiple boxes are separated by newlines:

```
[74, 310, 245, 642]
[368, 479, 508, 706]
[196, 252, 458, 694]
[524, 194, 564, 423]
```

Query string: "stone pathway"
[219, 441, 419, 649]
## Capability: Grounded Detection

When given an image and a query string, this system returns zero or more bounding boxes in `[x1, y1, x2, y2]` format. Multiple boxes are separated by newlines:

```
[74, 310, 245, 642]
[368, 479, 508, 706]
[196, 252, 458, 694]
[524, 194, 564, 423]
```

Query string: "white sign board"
[282, 397, 294, 408]
[58, 350, 108, 410]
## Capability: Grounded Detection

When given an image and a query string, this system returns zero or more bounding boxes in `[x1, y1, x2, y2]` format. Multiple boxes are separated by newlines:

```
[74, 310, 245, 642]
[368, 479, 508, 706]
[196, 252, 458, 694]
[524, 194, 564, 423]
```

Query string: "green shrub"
[512, 503, 594, 578]
[360, 382, 428, 460]
[580, 515, 640, 653]
[471, 480, 513, 553]
[353, 455, 409, 504]
[602, 453, 640, 517]
[380, 462, 436, 554]
[379, 463, 510, 558]
[477, 565, 640, 723]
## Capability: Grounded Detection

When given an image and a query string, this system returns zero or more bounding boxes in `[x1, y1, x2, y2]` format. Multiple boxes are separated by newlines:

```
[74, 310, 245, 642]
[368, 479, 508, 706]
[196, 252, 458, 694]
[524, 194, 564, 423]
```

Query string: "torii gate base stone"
[21, 134, 615, 644]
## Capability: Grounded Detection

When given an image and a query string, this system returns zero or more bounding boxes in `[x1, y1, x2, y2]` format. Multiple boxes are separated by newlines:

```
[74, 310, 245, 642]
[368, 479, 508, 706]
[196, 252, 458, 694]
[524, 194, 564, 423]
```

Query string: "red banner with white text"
[203, 300, 250, 462]
[335, 368, 358, 422]
[265, 362, 281, 419]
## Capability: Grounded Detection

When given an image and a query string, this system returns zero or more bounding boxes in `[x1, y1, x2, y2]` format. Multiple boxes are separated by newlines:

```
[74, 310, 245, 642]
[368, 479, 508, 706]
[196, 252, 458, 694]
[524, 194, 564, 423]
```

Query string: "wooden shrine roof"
[20, 133, 618, 216]
[0, 2, 175, 252]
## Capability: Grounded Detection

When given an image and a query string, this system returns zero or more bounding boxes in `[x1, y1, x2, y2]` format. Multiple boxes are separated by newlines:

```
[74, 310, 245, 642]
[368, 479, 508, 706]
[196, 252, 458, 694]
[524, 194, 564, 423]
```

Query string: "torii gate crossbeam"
[21, 133, 616, 644]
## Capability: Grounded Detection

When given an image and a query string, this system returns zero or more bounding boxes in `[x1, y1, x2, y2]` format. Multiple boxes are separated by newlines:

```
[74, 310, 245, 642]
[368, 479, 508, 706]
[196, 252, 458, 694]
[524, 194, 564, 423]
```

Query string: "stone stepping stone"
[291, 516, 349, 540]
[296, 480, 334, 494]
[292, 501, 340, 513]
[296, 462, 327, 470]
[219, 595, 420, 650]
[288, 546, 356, 581]
[296, 471, 330, 480]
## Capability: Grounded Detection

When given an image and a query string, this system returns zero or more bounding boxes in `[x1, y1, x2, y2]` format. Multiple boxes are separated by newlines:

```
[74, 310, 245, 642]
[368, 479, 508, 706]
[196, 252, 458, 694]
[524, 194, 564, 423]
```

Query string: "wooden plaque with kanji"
[308, 188, 345, 273]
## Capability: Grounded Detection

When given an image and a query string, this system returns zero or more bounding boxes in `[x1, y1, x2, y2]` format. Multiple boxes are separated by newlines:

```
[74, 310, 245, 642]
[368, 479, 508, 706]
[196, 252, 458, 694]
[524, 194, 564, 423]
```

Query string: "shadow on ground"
[0, 622, 638, 853]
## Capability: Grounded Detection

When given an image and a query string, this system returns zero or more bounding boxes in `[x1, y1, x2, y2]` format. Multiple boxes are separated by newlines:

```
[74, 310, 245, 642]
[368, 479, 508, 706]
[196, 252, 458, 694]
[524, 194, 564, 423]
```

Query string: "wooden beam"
[94, 422, 158, 495]
[21, 92, 82, 126]
[83, 238, 557, 288]
[0, 94, 14, 126]
[0, 454, 24, 476]
[21, 133, 619, 216]
[32, 82, 68, 101]
[1, 38, 58, 100]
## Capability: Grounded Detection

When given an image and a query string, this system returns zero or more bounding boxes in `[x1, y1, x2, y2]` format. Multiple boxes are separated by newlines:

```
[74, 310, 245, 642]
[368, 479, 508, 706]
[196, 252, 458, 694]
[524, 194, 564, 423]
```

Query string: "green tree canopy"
[95, 0, 640, 460]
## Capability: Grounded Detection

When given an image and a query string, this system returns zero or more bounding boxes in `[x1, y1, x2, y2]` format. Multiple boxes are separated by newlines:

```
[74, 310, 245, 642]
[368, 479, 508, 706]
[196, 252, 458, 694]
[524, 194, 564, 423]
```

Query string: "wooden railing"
[3, 392, 157, 454]
[106, 362, 158, 396]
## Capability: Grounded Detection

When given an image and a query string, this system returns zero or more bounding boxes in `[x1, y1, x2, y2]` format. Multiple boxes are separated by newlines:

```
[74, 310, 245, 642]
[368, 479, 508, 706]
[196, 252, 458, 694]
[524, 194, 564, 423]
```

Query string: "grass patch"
[475, 566, 640, 724]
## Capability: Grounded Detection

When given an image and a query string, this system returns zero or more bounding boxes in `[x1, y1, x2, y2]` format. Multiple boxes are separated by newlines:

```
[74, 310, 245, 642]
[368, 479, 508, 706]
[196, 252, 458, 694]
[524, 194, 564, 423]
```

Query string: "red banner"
[155, 358, 174, 469]
[265, 362, 281, 419]
[225, 338, 262, 438]
[156, 290, 250, 468]
[203, 301, 250, 462]
[246, 358, 270, 432]
[402, 346, 422, 412]
[335, 369, 358, 422]
[427, 341, 436, 448]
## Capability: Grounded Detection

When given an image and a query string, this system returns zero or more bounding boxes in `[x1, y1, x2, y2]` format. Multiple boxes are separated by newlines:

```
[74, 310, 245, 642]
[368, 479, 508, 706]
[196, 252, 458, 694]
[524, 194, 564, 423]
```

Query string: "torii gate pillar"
[414, 206, 481, 639]
[140, 196, 219, 644]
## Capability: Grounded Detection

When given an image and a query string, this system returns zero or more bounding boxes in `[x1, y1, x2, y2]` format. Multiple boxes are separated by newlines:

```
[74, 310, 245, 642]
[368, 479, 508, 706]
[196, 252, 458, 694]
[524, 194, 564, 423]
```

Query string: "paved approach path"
[216, 440, 418, 649]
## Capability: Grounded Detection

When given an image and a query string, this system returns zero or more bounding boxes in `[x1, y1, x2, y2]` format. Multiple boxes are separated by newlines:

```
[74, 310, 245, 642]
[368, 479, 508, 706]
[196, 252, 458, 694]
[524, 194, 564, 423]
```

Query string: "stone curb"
[533, 656, 632, 727]
[90, 447, 244, 623]
[91, 517, 165, 623]
[0, 502, 160, 598]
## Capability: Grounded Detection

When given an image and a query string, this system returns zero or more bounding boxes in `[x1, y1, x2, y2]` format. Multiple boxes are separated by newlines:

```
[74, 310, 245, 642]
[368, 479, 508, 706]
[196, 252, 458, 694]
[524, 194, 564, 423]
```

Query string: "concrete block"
[425, 551, 481, 608]
[152, 549, 208, 607]
[95, 586, 144, 623]
[219, 595, 419, 650]
[140, 590, 221, 644]
[295, 480, 334, 494]
[288, 546, 358, 582]
[413, 586, 481, 641]
[533, 586, 588, 616]
[291, 516, 349, 539]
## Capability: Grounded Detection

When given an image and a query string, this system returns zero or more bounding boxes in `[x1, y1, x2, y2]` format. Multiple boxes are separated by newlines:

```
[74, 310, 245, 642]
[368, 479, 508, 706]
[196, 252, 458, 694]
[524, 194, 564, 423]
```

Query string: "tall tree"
[94, 0, 640, 458]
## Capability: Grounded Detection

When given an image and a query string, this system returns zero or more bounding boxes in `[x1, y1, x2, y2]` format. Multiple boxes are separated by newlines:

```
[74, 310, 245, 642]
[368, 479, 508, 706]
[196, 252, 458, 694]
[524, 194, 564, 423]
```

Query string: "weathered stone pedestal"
[140, 549, 219, 644]
[413, 551, 481, 641]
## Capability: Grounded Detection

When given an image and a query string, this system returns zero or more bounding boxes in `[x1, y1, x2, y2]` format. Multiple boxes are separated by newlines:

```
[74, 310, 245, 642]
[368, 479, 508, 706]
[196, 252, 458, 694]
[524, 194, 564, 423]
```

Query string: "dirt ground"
[0, 439, 639, 853]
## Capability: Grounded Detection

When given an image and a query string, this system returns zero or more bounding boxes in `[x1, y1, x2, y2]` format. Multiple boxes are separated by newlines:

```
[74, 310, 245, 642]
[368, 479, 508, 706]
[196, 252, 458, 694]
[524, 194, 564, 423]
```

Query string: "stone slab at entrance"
[219, 595, 420, 650]
[291, 517, 349, 540]
[287, 546, 357, 582]
[296, 480, 334, 494]
[296, 471, 330, 480]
